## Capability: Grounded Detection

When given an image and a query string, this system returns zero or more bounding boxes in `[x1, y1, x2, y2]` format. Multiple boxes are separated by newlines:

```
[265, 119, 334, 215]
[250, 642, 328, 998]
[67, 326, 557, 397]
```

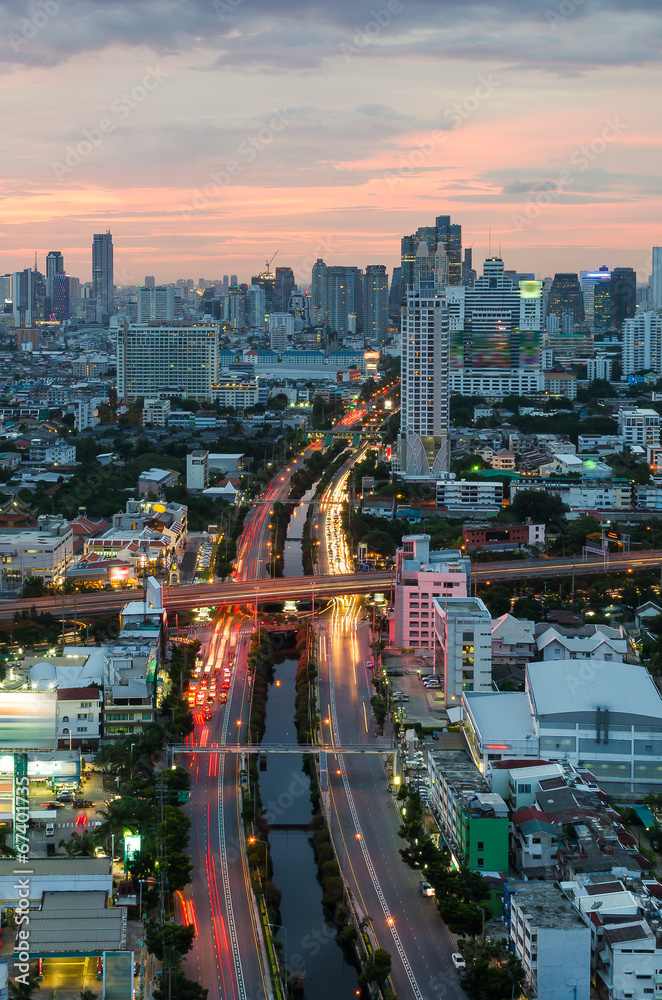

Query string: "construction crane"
[265, 250, 279, 274]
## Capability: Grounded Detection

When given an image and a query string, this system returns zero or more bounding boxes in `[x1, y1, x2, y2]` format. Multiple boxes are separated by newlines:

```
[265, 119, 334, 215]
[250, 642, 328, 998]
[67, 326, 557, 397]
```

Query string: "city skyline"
[0, 0, 660, 283]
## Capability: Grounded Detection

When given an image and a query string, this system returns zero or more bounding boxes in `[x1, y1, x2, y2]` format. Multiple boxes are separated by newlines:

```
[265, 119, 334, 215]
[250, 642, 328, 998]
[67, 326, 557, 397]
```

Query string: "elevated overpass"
[1, 550, 659, 620]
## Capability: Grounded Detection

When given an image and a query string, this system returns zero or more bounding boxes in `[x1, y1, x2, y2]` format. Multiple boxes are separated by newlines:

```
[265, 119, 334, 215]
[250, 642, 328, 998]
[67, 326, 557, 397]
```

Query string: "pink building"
[393, 535, 470, 651]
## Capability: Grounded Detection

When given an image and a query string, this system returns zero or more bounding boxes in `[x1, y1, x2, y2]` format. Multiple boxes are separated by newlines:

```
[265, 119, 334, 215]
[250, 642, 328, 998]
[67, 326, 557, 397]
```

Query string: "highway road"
[4, 550, 659, 620]
[319, 598, 464, 1000]
[182, 613, 273, 1000]
[316, 441, 370, 577]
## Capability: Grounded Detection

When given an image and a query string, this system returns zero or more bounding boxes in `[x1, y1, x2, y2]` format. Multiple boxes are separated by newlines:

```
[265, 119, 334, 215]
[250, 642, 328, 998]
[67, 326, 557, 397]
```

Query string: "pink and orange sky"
[1, 0, 661, 286]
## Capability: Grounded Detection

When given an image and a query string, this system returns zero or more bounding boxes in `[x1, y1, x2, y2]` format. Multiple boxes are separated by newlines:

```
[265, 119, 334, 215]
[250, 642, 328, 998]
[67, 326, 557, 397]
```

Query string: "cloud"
[1, 0, 661, 74]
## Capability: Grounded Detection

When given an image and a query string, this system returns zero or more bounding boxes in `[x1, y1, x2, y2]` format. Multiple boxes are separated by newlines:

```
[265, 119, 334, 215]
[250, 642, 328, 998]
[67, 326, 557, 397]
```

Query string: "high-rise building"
[388, 267, 402, 322]
[580, 267, 610, 326]
[547, 273, 585, 326]
[117, 322, 219, 401]
[268, 312, 294, 352]
[462, 247, 475, 286]
[246, 284, 266, 330]
[398, 273, 450, 478]
[52, 273, 70, 322]
[46, 251, 64, 300]
[652, 248, 662, 311]
[311, 259, 328, 326]
[273, 267, 295, 314]
[137, 285, 175, 323]
[230, 274, 237, 286]
[222, 275, 229, 296]
[227, 284, 247, 329]
[251, 269, 277, 318]
[401, 213, 462, 297]
[92, 231, 114, 322]
[144, 275, 156, 288]
[12, 268, 44, 326]
[593, 280, 613, 330]
[363, 264, 388, 344]
[452, 259, 542, 371]
[622, 312, 662, 375]
[326, 266, 363, 336]
[610, 266, 637, 330]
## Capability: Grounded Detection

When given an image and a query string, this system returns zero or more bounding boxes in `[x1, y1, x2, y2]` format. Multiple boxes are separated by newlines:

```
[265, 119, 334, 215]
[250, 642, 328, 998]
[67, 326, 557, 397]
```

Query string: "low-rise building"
[28, 438, 76, 465]
[137, 467, 178, 498]
[535, 625, 626, 663]
[463, 522, 544, 552]
[142, 398, 171, 427]
[0, 513, 73, 590]
[491, 614, 536, 680]
[187, 450, 209, 491]
[435, 477, 503, 511]
[427, 749, 509, 872]
[56, 686, 102, 750]
[619, 407, 661, 448]
[504, 881, 591, 1000]
[511, 805, 559, 875]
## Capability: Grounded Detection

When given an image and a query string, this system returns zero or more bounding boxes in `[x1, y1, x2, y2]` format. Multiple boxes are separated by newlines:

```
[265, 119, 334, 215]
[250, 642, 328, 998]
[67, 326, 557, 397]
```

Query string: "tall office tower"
[580, 266, 611, 326]
[52, 273, 70, 321]
[398, 267, 450, 479]
[289, 290, 310, 330]
[623, 312, 662, 375]
[144, 275, 156, 288]
[652, 248, 662, 311]
[326, 266, 363, 336]
[251, 268, 277, 317]
[311, 259, 328, 326]
[268, 312, 294, 352]
[245, 284, 266, 330]
[92, 231, 114, 322]
[230, 274, 237, 286]
[547, 273, 584, 326]
[227, 284, 247, 329]
[610, 266, 637, 330]
[117, 322, 219, 401]
[222, 275, 229, 296]
[0, 275, 11, 305]
[400, 213, 462, 297]
[388, 267, 401, 322]
[453, 259, 541, 371]
[561, 309, 574, 336]
[462, 247, 475, 286]
[137, 285, 176, 323]
[593, 280, 612, 330]
[12, 268, 44, 326]
[363, 264, 389, 344]
[273, 267, 295, 314]
[46, 251, 64, 300]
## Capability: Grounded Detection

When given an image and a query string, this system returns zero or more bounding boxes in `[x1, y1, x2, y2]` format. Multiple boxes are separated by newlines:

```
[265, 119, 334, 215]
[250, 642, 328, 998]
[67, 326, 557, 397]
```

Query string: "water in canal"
[283, 501, 306, 578]
[259, 657, 360, 998]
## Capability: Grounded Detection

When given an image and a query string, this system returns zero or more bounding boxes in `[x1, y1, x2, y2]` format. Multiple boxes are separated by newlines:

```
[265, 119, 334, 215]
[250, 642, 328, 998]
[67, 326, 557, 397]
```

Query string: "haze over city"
[1, 0, 661, 283]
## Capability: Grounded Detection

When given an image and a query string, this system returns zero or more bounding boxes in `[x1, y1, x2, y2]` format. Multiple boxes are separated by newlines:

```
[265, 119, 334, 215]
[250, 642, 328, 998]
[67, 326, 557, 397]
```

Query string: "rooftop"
[508, 880, 588, 930]
[527, 661, 662, 723]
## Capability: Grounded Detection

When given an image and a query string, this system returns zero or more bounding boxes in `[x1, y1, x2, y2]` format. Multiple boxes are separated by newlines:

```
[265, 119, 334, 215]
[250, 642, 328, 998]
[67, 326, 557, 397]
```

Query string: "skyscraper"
[400, 213, 462, 297]
[46, 251, 64, 300]
[92, 231, 114, 322]
[144, 275, 156, 288]
[547, 273, 585, 326]
[580, 267, 610, 326]
[273, 266, 296, 314]
[363, 264, 388, 344]
[326, 266, 363, 336]
[388, 267, 402, 323]
[311, 259, 328, 326]
[623, 312, 662, 375]
[52, 273, 70, 321]
[398, 270, 450, 478]
[652, 248, 662, 311]
[610, 267, 637, 330]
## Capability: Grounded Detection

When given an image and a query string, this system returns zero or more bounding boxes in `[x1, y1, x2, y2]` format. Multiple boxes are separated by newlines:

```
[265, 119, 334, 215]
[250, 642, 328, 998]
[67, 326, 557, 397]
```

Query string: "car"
[73, 799, 94, 809]
[56, 791, 74, 802]
[45, 822, 55, 837]
[419, 881, 435, 897]
[94, 846, 108, 858]
[41, 801, 65, 810]
[75, 814, 88, 827]
[451, 953, 466, 971]
[219, 692, 228, 704]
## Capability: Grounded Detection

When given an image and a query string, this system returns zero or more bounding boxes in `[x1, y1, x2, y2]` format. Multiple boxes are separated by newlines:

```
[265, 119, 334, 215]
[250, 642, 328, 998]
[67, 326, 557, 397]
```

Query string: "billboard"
[0, 692, 57, 749]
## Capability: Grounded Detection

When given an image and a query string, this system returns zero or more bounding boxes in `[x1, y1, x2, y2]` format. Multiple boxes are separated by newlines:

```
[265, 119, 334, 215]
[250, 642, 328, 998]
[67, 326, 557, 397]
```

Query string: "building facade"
[117, 322, 219, 401]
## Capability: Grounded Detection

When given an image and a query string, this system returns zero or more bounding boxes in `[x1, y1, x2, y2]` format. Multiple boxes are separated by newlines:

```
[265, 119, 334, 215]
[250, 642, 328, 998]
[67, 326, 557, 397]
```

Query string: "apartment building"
[393, 534, 469, 651]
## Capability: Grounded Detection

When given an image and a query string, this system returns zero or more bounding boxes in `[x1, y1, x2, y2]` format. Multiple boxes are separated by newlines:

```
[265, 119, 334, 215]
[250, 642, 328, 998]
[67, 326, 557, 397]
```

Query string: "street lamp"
[248, 836, 269, 885]
[267, 922, 288, 984]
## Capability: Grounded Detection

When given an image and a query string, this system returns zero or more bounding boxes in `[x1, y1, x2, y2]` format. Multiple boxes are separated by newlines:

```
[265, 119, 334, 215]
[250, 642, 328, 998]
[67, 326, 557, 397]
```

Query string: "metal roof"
[527, 660, 662, 722]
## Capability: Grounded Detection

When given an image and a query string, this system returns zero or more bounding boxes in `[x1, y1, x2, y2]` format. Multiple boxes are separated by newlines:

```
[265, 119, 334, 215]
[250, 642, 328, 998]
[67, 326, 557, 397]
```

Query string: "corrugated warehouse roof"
[527, 661, 662, 723]
[18, 892, 123, 953]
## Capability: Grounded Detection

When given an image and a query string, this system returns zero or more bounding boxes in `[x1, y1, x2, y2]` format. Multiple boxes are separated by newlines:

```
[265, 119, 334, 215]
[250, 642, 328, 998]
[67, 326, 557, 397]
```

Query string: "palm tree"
[8, 979, 39, 1000]
[80, 990, 98, 1000]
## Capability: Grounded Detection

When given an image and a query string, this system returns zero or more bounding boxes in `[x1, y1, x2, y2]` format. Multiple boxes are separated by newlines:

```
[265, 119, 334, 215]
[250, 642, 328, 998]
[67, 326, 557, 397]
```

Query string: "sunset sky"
[1, 0, 661, 286]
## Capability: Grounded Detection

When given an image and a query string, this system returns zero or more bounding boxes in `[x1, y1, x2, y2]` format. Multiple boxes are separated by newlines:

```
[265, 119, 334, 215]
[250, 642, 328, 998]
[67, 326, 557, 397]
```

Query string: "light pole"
[248, 836, 269, 886]
[267, 922, 288, 985]
[254, 586, 259, 633]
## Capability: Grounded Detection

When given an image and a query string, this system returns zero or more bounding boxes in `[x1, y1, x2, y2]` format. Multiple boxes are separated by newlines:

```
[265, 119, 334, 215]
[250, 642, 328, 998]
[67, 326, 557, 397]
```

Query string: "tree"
[8, 980, 39, 1000]
[19, 576, 48, 599]
[507, 488, 568, 528]
[359, 948, 392, 988]
[153, 972, 207, 1000]
[144, 920, 195, 965]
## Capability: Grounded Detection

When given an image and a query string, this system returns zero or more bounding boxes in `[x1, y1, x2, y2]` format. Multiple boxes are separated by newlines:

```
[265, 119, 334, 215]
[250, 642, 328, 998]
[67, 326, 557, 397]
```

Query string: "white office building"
[622, 311, 662, 376]
[0, 515, 73, 590]
[268, 312, 294, 353]
[618, 406, 661, 447]
[142, 398, 171, 427]
[136, 285, 176, 323]
[393, 535, 469, 651]
[435, 476, 503, 510]
[433, 596, 492, 708]
[187, 450, 209, 491]
[117, 322, 219, 401]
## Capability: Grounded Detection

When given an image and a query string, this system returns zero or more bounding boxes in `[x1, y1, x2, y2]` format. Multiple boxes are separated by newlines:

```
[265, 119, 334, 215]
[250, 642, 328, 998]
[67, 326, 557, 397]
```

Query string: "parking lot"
[383, 663, 448, 728]
[27, 767, 110, 856]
